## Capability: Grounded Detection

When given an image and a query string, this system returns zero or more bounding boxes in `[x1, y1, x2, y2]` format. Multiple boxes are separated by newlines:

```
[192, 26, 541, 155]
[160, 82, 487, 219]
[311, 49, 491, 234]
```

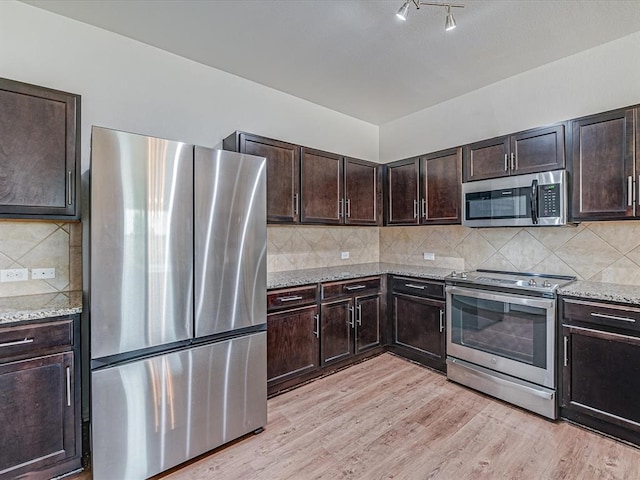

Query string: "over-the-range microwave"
[462, 169, 568, 227]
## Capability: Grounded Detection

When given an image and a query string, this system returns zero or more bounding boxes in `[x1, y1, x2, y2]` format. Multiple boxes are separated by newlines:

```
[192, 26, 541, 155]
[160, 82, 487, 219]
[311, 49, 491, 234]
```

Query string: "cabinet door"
[239, 133, 300, 223]
[570, 109, 635, 220]
[0, 78, 79, 219]
[344, 157, 380, 225]
[511, 124, 565, 175]
[462, 136, 510, 182]
[561, 324, 640, 435]
[420, 148, 461, 224]
[267, 305, 319, 387]
[0, 352, 76, 478]
[355, 294, 381, 354]
[392, 293, 445, 371]
[321, 298, 354, 365]
[386, 157, 419, 225]
[300, 148, 343, 224]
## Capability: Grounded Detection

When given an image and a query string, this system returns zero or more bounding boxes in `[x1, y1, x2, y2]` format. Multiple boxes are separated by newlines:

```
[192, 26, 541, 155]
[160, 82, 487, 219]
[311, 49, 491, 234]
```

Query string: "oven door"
[446, 285, 555, 388]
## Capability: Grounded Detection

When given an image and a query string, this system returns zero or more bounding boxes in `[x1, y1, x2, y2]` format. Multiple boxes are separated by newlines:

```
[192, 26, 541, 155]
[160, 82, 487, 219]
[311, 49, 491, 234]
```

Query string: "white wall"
[379, 30, 640, 162]
[0, 1, 379, 173]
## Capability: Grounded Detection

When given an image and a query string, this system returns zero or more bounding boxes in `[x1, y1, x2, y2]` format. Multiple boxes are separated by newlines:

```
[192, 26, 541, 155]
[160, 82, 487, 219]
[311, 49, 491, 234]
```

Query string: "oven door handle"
[445, 285, 555, 310]
[530, 179, 539, 225]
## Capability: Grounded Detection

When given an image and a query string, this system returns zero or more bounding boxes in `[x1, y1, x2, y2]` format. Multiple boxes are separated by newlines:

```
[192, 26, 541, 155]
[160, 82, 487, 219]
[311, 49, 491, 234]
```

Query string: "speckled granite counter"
[0, 291, 83, 325]
[558, 281, 640, 305]
[267, 263, 452, 289]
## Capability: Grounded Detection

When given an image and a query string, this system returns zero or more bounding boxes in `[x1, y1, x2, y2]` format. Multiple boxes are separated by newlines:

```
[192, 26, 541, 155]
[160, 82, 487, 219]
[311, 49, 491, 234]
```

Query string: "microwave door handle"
[530, 179, 539, 224]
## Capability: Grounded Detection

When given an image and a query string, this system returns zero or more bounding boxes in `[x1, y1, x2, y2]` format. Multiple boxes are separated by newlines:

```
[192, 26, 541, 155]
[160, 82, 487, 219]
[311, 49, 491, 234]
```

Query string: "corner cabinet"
[386, 147, 461, 225]
[569, 108, 638, 221]
[0, 316, 81, 479]
[320, 277, 383, 367]
[222, 132, 300, 223]
[559, 297, 640, 445]
[266, 285, 320, 395]
[0, 78, 80, 219]
[463, 124, 565, 182]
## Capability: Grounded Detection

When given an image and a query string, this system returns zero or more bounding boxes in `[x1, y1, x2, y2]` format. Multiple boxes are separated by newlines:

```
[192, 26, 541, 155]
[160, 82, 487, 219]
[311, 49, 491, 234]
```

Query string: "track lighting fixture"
[396, 1, 464, 31]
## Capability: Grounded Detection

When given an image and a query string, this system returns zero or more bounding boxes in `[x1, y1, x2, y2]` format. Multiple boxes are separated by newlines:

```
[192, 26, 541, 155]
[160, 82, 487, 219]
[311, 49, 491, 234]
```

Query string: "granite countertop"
[0, 291, 83, 325]
[267, 262, 453, 289]
[557, 281, 640, 305]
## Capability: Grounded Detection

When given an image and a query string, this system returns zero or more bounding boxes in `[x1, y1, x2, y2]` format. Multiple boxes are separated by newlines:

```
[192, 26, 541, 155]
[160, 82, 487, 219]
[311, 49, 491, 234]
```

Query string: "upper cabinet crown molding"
[0, 78, 80, 220]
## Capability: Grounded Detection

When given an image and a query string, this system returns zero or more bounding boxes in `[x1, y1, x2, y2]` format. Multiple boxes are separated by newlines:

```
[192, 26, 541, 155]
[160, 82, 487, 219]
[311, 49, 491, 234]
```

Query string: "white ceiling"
[21, 0, 640, 125]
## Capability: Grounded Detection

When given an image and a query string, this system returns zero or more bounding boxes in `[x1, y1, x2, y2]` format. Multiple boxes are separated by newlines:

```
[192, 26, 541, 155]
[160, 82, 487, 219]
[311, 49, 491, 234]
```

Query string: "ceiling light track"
[396, 1, 464, 31]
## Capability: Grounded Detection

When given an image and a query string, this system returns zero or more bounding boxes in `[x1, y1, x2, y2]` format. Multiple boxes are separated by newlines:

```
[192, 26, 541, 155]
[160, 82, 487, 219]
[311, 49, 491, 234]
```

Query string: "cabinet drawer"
[267, 285, 318, 312]
[562, 298, 640, 333]
[322, 277, 380, 300]
[392, 277, 444, 299]
[0, 318, 73, 360]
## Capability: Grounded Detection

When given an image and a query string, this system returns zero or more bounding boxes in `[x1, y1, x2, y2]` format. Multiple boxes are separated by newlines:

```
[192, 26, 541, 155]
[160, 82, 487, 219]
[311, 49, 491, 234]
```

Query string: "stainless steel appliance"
[445, 269, 575, 419]
[462, 169, 568, 227]
[90, 127, 267, 480]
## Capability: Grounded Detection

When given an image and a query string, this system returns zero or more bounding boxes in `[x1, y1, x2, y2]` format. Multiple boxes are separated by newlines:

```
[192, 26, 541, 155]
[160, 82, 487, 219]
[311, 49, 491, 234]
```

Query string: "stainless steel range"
[445, 269, 576, 419]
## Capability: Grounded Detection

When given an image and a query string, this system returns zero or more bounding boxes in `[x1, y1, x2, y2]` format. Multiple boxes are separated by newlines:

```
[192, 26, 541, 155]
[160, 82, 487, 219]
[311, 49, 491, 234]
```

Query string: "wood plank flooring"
[77, 353, 640, 479]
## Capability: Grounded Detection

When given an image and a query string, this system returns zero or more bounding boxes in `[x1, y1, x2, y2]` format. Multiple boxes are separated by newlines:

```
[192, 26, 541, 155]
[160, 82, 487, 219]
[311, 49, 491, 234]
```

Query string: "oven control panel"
[539, 183, 561, 217]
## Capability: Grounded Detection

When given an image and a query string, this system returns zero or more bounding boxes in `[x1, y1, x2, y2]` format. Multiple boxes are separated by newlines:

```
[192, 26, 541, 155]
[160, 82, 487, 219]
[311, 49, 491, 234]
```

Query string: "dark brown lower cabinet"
[389, 276, 446, 372]
[0, 352, 77, 479]
[560, 297, 640, 445]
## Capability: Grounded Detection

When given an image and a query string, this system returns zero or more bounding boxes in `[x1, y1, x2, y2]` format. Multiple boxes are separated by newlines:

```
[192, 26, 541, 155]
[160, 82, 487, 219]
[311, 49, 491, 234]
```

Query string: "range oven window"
[449, 293, 547, 368]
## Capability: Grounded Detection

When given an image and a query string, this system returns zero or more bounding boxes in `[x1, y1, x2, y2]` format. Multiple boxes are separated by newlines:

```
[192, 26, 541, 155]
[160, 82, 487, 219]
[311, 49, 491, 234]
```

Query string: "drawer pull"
[345, 285, 366, 291]
[0, 337, 34, 348]
[590, 312, 636, 323]
[277, 295, 304, 302]
[405, 283, 426, 290]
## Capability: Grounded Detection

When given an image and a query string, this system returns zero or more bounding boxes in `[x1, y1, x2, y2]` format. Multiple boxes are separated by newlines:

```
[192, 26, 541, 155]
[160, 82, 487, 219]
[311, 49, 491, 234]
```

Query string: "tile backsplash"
[0, 221, 81, 297]
[270, 221, 640, 286]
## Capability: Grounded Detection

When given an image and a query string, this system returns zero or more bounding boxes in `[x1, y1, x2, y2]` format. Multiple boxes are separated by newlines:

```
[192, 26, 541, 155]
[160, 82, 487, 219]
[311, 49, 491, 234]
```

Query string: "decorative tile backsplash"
[0, 221, 81, 297]
[270, 221, 640, 287]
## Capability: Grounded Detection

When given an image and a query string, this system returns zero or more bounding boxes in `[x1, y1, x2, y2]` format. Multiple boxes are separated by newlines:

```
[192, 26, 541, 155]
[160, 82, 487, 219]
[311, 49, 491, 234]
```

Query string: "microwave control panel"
[539, 183, 561, 217]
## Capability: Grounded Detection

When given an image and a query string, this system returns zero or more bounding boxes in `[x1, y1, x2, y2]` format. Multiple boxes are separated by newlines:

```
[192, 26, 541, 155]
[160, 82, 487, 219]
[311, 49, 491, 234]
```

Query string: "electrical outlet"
[32, 268, 56, 280]
[423, 252, 435, 260]
[1, 268, 29, 282]
[341, 251, 350, 260]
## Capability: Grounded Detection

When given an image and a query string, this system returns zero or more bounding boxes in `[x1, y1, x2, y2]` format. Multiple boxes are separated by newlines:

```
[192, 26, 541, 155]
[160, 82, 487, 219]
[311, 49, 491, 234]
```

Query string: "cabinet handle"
[511, 152, 516, 171]
[66, 366, 71, 407]
[0, 337, 34, 348]
[439, 309, 444, 333]
[504, 154, 509, 171]
[421, 198, 427, 219]
[348, 305, 355, 328]
[293, 193, 299, 215]
[356, 304, 362, 326]
[345, 285, 366, 291]
[313, 314, 319, 338]
[413, 199, 418, 218]
[563, 336, 569, 367]
[339, 198, 345, 218]
[405, 283, 425, 290]
[590, 312, 636, 323]
[67, 171, 73, 205]
[628, 176, 633, 207]
[277, 295, 303, 302]
[346, 198, 351, 218]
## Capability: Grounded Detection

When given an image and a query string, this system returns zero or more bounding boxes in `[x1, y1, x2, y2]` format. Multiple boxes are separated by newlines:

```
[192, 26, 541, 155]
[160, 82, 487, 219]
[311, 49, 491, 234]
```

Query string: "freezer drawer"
[91, 332, 267, 480]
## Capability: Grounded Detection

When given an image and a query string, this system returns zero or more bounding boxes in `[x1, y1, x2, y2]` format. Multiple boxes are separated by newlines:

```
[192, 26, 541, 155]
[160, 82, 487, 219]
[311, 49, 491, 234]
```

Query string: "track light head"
[445, 6, 456, 31]
[396, 0, 411, 21]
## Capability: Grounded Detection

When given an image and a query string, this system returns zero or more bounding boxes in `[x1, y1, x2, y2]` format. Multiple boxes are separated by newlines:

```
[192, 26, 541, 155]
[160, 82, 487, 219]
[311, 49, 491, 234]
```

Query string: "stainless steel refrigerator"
[89, 127, 267, 480]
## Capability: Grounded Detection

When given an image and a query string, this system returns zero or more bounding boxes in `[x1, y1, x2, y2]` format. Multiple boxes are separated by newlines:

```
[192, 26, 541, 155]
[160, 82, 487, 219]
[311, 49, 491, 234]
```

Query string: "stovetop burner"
[444, 269, 576, 293]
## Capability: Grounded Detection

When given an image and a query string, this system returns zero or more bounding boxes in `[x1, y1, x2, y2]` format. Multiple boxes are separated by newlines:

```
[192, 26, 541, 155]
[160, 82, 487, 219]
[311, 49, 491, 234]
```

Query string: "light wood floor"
[80, 353, 640, 479]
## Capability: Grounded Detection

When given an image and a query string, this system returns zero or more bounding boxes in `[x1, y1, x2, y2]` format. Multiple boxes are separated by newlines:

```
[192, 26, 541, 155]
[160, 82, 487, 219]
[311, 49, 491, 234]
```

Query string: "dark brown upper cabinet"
[569, 108, 637, 221]
[223, 132, 300, 223]
[463, 124, 565, 182]
[344, 157, 381, 225]
[0, 78, 80, 219]
[386, 147, 461, 226]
